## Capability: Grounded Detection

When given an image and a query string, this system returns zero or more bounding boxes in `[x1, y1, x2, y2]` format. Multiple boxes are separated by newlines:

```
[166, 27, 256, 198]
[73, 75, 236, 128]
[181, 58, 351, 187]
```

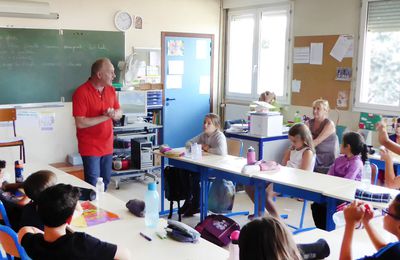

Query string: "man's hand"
[104, 108, 115, 118]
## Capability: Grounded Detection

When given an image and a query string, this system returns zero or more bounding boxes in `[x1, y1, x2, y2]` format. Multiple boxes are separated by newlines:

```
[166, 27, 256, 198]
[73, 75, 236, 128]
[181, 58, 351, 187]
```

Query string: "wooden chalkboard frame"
[0, 28, 125, 107]
[292, 35, 352, 110]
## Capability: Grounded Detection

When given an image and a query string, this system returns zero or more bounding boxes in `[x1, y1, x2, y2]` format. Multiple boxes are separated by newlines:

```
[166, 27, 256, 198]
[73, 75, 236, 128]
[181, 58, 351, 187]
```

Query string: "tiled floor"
[107, 174, 316, 230]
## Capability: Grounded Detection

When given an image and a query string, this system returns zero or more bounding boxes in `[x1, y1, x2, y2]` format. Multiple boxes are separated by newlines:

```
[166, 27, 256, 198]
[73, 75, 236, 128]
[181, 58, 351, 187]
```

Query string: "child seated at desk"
[18, 184, 131, 260]
[245, 123, 315, 218]
[377, 122, 400, 189]
[181, 113, 228, 217]
[340, 197, 400, 260]
[311, 132, 368, 230]
[0, 168, 57, 231]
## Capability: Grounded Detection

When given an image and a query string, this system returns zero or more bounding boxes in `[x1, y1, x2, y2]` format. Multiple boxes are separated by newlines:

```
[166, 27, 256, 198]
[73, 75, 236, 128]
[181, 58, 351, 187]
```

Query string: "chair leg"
[299, 200, 308, 229]
[177, 200, 182, 222]
[168, 201, 173, 219]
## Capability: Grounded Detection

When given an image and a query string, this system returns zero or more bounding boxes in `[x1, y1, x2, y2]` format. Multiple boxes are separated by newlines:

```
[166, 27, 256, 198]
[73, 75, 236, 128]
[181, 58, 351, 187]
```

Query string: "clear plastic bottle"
[95, 177, 105, 206]
[14, 160, 24, 183]
[294, 111, 302, 123]
[362, 160, 372, 190]
[145, 182, 160, 228]
[332, 210, 345, 228]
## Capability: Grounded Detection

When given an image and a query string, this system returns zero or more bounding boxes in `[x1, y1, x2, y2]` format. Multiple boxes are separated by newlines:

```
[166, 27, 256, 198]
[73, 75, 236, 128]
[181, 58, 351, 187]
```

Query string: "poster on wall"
[167, 40, 184, 56]
[359, 112, 382, 131]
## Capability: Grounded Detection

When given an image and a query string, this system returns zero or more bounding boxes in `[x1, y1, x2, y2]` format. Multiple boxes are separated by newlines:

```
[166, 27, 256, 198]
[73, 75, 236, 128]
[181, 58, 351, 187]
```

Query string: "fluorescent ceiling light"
[0, 0, 59, 19]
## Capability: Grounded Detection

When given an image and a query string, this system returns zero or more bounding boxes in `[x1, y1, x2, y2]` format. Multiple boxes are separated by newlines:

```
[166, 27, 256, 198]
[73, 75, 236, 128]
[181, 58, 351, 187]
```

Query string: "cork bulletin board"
[292, 35, 352, 110]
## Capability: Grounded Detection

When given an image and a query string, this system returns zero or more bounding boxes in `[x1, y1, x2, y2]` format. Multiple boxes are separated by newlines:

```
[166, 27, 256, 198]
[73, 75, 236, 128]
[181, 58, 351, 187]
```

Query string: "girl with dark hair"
[239, 216, 302, 260]
[312, 131, 367, 230]
[327, 131, 368, 180]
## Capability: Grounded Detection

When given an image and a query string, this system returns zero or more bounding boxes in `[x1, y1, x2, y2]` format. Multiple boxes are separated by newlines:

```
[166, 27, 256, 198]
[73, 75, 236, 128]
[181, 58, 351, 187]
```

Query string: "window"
[355, 0, 400, 113]
[225, 3, 292, 103]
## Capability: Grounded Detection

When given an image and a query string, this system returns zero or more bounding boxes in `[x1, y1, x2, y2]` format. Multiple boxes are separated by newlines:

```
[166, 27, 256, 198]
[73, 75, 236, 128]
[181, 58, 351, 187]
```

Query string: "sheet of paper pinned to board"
[39, 112, 55, 131]
[196, 40, 209, 60]
[292, 80, 301, 93]
[168, 60, 184, 75]
[293, 47, 310, 64]
[199, 75, 210, 94]
[310, 43, 323, 65]
[166, 75, 182, 89]
[330, 35, 353, 62]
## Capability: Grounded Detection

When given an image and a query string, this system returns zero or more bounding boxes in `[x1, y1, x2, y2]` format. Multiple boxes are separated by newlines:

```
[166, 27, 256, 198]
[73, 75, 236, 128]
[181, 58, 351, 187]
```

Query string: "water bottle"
[294, 111, 302, 123]
[95, 177, 105, 206]
[14, 160, 24, 183]
[145, 182, 159, 228]
[332, 210, 345, 228]
[247, 146, 256, 165]
[228, 230, 240, 260]
[362, 160, 372, 190]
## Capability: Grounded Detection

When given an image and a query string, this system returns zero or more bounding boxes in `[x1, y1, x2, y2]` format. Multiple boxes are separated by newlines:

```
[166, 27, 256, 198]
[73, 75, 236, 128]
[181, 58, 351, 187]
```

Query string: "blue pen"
[140, 232, 152, 241]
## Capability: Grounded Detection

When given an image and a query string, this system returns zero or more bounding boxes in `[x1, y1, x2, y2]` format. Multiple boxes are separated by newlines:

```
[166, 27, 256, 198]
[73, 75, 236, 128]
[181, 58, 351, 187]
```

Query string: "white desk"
[19, 163, 229, 260]
[294, 217, 397, 259]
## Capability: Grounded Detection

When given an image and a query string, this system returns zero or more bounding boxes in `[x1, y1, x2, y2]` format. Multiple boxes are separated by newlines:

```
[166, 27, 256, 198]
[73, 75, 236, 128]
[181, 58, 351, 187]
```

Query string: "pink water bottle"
[247, 146, 256, 165]
[228, 230, 240, 260]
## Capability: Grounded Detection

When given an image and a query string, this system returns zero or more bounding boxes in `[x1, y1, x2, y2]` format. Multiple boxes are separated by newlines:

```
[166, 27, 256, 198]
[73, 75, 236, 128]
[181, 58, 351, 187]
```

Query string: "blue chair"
[336, 125, 347, 144]
[371, 163, 379, 185]
[0, 201, 11, 228]
[0, 224, 31, 260]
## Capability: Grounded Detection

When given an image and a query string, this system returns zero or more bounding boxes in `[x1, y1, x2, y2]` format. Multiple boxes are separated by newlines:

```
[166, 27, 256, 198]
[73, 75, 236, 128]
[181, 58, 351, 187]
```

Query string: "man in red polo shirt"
[72, 58, 122, 189]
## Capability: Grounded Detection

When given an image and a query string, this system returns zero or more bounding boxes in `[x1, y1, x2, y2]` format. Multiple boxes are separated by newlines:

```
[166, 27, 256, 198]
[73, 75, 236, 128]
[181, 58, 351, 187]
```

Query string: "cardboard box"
[151, 83, 163, 90]
[250, 113, 283, 137]
[137, 83, 151, 90]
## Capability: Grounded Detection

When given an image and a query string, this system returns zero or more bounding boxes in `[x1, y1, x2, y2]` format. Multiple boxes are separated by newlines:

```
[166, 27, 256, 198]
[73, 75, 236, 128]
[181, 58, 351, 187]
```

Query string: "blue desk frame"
[160, 155, 336, 231]
[225, 132, 288, 160]
[159, 157, 263, 221]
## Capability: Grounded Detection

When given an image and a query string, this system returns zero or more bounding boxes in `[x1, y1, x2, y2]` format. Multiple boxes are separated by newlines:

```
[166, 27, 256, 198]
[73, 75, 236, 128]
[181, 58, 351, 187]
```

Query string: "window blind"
[367, 0, 400, 31]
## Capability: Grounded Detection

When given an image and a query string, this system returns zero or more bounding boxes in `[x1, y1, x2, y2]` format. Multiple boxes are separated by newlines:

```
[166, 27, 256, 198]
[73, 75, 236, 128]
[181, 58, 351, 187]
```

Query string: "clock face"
[114, 11, 133, 31]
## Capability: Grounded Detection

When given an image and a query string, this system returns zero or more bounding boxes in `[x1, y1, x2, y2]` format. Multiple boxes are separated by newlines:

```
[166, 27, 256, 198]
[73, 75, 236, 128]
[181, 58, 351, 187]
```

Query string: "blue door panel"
[163, 35, 212, 148]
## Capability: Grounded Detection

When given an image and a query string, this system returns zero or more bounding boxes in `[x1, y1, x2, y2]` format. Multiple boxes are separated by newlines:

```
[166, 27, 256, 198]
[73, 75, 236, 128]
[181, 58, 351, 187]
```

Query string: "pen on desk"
[140, 232, 152, 241]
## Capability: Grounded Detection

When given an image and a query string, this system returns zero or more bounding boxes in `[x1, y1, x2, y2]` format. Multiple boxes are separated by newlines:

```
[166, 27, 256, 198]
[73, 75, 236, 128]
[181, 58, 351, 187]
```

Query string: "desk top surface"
[17, 163, 228, 260]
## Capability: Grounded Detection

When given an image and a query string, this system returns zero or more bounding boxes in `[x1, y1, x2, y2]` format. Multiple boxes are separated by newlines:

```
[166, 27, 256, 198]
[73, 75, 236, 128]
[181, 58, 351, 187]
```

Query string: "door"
[162, 32, 214, 148]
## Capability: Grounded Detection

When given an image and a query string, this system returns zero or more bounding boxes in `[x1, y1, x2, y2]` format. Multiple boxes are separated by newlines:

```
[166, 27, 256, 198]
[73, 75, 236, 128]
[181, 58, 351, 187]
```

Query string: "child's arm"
[2, 182, 23, 191]
[18, 226, 44, 244]
[281, 148, 291, 166]
[339, 201, 365, 260]
[362, 205, 387, 250]
[377, 122, 400, 154]
[300, 149, 314, 171]
[313, 120, 335, 147]
[380, 149, 400, 189]
[114, 246, 131, 260]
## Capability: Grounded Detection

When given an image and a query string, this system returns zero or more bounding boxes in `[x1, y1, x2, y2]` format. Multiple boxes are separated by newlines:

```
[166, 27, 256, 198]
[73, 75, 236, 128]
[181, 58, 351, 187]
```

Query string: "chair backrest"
[370, 162, 379, 185]
[0, 224, 31, 260]
[0, 108, 17, 137]
[336, 125, 347, 144]
[227, 139, 243, 157]
[0, 200, 11, 227]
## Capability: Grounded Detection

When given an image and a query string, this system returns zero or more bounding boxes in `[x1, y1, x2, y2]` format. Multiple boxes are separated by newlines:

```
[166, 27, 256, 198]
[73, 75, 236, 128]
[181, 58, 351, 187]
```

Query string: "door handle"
[166, 98, 176, 101]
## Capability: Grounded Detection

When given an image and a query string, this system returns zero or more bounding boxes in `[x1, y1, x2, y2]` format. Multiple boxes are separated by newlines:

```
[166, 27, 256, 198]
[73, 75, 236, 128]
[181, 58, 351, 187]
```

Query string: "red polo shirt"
[72, 81, 120, 156]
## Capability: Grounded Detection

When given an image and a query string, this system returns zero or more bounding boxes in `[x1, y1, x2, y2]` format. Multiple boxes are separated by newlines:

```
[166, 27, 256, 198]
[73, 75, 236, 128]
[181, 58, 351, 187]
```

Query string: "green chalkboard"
[0, 28, 124, 105]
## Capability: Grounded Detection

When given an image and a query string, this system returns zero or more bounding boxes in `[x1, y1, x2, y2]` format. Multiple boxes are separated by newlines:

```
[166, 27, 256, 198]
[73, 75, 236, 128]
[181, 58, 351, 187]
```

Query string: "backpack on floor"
[164, 166, 193, 221]
[208, 178, 235, 213]
[195, 214, 240, 247]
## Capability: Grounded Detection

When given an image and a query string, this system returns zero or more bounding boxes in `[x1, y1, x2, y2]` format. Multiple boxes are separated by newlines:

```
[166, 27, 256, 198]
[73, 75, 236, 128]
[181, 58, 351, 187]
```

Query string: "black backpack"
[164, 166, 192, 221]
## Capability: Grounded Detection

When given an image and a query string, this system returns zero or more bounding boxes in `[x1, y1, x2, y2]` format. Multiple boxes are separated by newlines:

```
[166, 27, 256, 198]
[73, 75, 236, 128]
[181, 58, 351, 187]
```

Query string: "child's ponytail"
[361, 143, 368, 164]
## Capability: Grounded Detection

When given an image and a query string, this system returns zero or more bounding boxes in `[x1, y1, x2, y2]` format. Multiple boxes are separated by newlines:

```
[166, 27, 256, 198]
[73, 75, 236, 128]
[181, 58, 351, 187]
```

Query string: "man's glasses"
[382, 208, 400, 221]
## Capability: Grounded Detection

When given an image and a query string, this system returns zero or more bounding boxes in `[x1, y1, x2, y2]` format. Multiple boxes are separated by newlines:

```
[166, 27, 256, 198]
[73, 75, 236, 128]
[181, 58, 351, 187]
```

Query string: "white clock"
[114, 11, 133, 31]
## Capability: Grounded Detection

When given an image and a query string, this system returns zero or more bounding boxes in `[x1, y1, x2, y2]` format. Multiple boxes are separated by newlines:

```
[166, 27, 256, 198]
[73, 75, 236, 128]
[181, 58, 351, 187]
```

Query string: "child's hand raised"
[379, 147, 392, 162]
[344, 200, 365, 227]
[376, 122, 389, 145]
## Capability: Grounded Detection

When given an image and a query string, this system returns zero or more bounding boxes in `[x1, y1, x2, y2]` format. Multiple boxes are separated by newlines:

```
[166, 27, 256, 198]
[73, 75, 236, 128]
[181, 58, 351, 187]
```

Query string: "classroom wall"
[0, 0, 221, 164]
[225, 0, 379, 145]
